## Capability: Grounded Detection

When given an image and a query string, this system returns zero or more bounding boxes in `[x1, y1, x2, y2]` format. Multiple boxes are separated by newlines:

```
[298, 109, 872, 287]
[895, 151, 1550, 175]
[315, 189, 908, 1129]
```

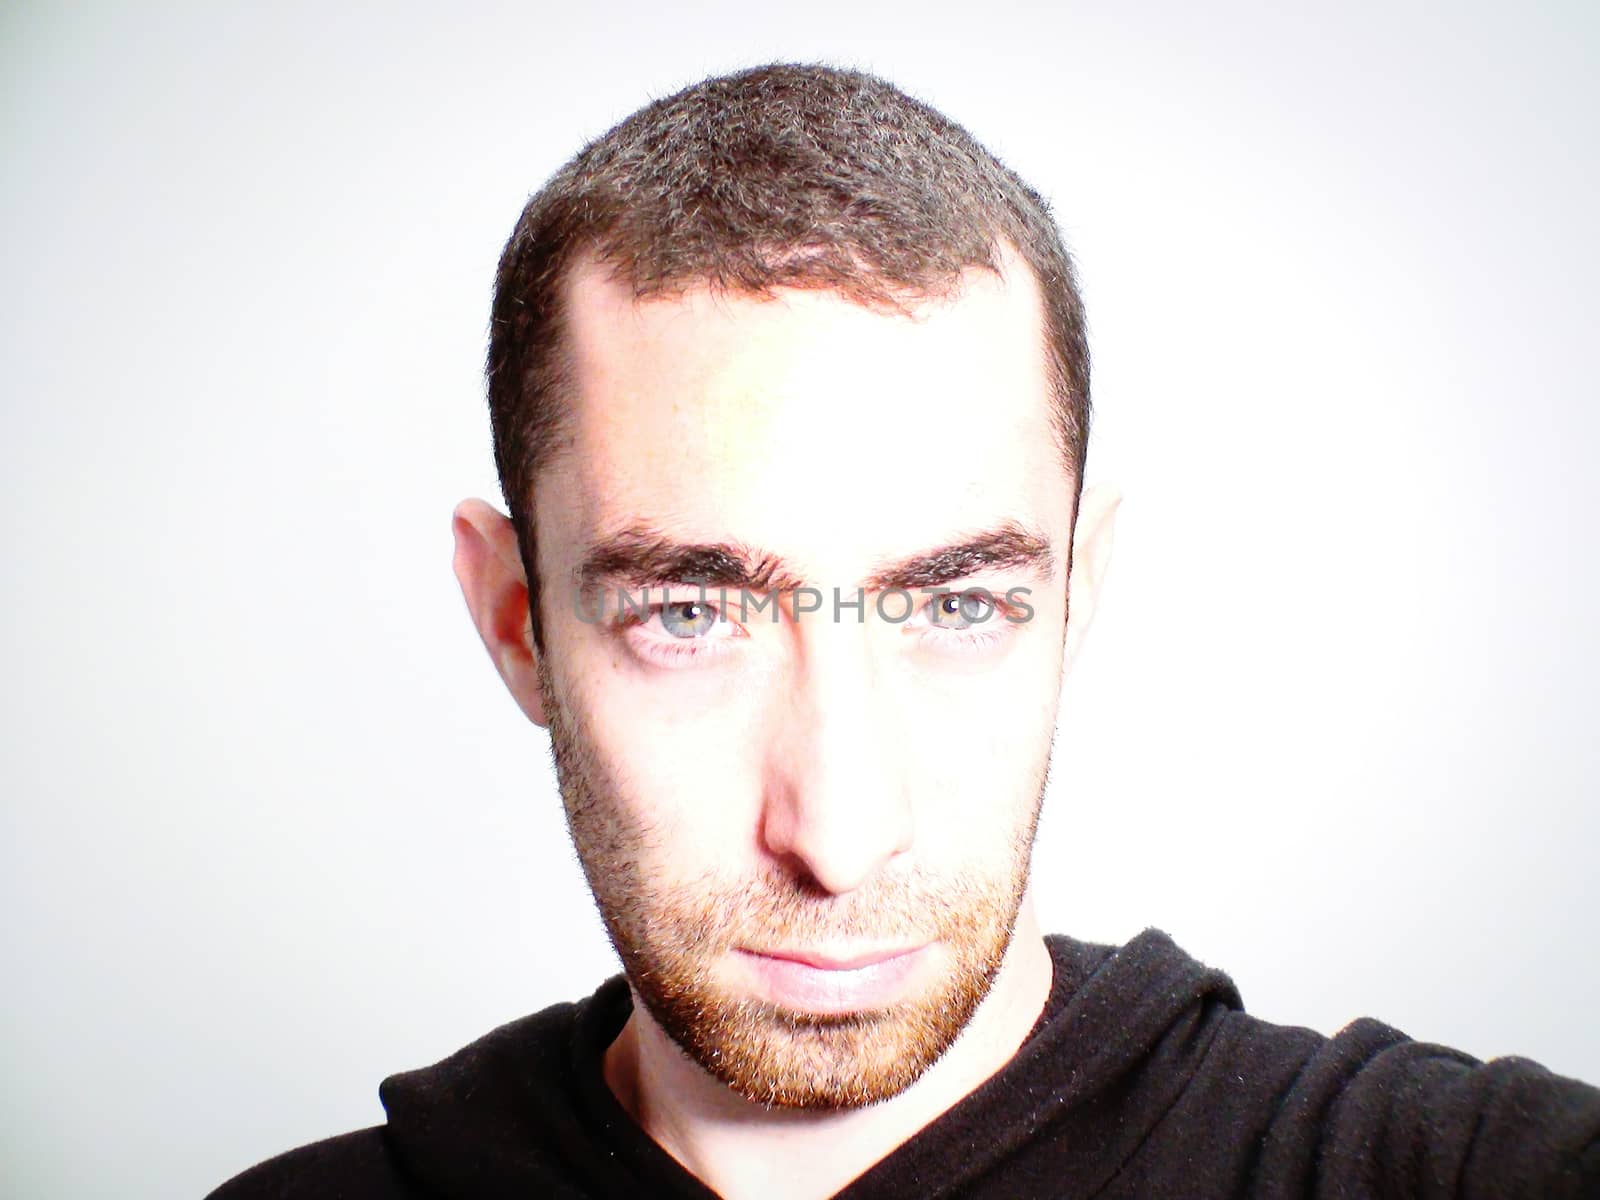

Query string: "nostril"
[781, 864, 840, 901]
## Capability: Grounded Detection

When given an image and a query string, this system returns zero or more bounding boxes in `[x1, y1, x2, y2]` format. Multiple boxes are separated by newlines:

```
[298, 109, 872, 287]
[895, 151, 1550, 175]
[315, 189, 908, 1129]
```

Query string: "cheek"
[884, 656, 1061, 847]
[898, 713, 1054, 854]
[560, 657, 772, 861]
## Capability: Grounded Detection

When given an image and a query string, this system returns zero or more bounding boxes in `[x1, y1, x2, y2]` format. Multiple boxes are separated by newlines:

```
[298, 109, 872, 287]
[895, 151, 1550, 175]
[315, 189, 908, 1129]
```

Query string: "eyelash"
[914, 623, 1009, 655]
[614, 602, 745, 668]
[907, 592, 1019, 657]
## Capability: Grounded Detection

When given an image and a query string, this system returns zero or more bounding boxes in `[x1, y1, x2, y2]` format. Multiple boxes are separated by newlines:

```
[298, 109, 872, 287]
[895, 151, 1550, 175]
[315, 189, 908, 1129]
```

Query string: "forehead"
[536, 252, 1072, 578]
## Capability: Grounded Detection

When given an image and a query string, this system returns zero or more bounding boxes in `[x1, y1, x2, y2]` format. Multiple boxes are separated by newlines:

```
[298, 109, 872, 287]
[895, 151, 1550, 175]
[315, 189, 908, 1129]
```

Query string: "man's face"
[530, 253, 1077, 1109]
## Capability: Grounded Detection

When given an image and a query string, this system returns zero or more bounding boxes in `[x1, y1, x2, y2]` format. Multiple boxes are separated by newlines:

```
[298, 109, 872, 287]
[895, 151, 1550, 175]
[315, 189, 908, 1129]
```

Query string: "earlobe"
[1063, 482, 1122, 672]
[451, 498, 549, 727]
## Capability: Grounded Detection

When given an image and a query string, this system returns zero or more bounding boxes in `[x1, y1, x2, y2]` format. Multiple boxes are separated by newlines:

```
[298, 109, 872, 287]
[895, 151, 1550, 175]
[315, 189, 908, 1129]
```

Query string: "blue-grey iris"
[660, 600, 718, 638]
[931, 589, 995, 628]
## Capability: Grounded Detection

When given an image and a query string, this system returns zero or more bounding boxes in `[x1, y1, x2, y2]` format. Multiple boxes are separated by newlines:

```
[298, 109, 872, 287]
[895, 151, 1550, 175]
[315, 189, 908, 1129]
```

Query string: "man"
[210, 63, 1600, 1199]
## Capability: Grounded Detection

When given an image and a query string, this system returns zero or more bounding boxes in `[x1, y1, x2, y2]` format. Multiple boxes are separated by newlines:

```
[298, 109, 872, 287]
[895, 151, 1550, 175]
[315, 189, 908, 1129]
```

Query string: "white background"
[4, 2, 1596, 1196]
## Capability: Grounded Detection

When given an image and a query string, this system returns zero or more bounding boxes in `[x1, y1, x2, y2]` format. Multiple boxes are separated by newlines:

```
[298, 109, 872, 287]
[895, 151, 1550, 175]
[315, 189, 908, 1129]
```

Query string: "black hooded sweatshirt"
[208, 929, 1600, 1198]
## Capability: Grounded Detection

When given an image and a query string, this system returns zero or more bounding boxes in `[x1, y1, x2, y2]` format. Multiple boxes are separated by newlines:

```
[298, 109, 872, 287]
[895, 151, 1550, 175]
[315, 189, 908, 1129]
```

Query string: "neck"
[602, 900, 1054, 1200]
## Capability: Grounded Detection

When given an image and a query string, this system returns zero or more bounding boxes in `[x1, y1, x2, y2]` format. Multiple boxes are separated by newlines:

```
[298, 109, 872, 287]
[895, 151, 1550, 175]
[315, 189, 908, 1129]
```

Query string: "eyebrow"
[863, 521, 1055, 591]
[574, 520, 1055, 595]
[574, 527, 808, 594]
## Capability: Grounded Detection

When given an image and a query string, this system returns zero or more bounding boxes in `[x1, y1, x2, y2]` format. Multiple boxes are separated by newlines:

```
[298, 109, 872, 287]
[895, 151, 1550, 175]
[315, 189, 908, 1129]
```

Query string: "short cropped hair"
[486, 63, 1090, 648]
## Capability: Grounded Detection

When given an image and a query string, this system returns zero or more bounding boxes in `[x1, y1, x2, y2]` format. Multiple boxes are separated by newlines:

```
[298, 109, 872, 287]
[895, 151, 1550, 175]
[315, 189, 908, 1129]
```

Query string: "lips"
[760, 945, 920, 971]
[735, 943, 932, 1014]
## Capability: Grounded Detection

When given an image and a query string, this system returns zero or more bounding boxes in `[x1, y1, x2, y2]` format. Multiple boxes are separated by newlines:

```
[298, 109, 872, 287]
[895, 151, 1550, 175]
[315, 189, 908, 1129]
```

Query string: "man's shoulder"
[205, 987, 616, 1199]
[1247, 1012, 1600, 1194]
[205, 1127, 417, 1200]
[1038, 929, 1600, 1196]
[1161, 967, 1600, 1196]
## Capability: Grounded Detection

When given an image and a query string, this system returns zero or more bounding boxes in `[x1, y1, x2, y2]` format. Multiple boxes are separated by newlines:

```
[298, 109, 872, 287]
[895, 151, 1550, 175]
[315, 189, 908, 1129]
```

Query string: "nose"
[758, 626, 914, 895]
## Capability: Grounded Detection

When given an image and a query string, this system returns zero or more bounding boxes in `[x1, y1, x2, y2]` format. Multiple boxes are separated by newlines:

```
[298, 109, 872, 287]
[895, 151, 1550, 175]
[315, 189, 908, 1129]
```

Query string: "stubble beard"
[540, 660, 1049, 1111]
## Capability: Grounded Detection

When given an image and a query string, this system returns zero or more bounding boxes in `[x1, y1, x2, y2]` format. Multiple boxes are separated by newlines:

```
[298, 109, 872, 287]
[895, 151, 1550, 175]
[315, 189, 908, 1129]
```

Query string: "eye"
[905, 587, 1016, 661]
[927, 588, 997, 630]
[659, 599, 720, 638]
[615, 591, 747, 669]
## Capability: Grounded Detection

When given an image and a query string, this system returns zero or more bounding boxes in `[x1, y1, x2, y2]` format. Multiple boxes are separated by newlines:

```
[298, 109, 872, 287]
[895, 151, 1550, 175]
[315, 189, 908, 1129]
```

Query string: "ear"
[1062, 482, 1121, 675]
[451, 498, 548, 727]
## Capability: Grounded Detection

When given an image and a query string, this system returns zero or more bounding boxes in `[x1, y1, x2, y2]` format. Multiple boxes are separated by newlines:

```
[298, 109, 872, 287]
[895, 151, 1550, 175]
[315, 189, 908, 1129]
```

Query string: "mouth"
[733, 943, 933, 1014]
